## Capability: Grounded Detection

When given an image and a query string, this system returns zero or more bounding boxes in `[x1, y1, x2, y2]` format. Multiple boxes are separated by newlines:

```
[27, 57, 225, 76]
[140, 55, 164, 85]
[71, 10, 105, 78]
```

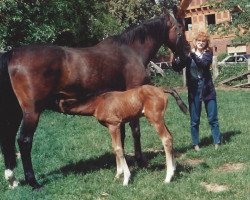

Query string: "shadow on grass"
[40, 152, 116, 185]
[40, 149, 195, 185]
[175, 130, 241, 154]
[39, 130, 241, 185]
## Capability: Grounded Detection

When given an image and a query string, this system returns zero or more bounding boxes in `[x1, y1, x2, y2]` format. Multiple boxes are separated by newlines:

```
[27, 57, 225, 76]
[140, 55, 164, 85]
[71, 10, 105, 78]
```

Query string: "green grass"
[0, 90, 250, 200]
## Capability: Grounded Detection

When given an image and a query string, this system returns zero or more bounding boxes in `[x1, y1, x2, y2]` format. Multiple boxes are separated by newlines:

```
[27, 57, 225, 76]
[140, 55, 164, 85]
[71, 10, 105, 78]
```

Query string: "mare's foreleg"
[129, 118, 146, 167]
[17, 111, 41, 189]
[1, 122, 21, 189]
[108, 125, 131, 186]
[0, 104, 22, 189]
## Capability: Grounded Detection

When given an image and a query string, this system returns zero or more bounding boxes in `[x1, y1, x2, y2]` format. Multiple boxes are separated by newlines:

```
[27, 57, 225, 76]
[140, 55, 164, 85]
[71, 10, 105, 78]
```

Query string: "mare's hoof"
[136, 157, 148, 168]
[32, 183, 43, 191]
[29, 180, 43, 191]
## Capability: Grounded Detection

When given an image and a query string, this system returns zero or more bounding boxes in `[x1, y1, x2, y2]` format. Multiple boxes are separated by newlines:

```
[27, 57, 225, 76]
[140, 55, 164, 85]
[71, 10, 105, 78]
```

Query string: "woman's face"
[195, 39, 207, 51]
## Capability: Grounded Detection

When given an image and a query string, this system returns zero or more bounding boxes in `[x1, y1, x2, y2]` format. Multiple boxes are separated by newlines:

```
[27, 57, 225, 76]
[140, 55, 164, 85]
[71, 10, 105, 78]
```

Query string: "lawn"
[0, 89, 249, 200]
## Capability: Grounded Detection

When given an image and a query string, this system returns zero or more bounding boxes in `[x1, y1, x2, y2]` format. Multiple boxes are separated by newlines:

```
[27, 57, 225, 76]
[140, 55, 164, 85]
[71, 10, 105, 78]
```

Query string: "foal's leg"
[17, 111, 41, 189]
[151, 119, 175, 183]
[129, 118, 146, 167]
[108, 124, 131, 186]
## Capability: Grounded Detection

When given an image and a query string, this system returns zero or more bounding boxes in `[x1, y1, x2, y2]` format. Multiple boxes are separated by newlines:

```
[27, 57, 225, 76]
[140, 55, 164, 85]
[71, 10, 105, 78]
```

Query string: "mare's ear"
[172, 5, 178, 17]
[163, 7, 168, 15]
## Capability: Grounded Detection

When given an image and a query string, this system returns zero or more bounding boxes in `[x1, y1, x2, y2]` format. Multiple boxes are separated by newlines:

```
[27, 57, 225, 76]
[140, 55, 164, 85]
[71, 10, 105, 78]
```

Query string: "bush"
[217, 52, 228, 62]
[152, 69, 184, 87]
[153, 63, 248, 88]
[214, 64, 248, 86]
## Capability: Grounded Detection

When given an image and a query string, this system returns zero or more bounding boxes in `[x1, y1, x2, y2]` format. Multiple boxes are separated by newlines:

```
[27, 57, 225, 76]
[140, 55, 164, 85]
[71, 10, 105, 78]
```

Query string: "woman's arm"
[190, 51, 213, 69]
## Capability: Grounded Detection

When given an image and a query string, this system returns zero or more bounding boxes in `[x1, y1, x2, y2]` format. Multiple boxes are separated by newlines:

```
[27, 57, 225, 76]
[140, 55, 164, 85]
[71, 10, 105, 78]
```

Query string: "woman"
[172, 31, 221, 151]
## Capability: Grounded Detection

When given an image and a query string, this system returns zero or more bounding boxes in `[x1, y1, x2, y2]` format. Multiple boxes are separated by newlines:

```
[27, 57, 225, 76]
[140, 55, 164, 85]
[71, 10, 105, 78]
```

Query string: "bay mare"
[59, 85, 188, 186]
[0, 10, 189, 189]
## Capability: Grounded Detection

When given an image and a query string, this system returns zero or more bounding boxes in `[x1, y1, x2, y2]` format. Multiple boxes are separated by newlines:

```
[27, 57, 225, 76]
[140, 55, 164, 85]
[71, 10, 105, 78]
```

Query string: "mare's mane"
[111, 14, 171, 45]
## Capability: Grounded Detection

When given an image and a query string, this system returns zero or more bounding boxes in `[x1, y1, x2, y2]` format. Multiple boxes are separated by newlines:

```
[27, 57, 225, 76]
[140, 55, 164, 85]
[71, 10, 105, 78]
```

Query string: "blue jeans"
[188, 81, 221, 145]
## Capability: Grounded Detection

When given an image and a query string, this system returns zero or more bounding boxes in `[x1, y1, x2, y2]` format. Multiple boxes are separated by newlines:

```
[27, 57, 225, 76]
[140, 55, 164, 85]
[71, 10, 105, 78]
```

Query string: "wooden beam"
[177, 0, 192, 18]
[233, 83, 250, 88]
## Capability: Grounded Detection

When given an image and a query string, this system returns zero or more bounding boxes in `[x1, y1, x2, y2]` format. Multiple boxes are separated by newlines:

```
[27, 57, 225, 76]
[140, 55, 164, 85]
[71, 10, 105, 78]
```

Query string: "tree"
[106, 0, 177, 59]
[0, 0, 178, 52]
[0, 0, 108, 49]
[208, 0, 250, 44]
[107, 0, 178, 26]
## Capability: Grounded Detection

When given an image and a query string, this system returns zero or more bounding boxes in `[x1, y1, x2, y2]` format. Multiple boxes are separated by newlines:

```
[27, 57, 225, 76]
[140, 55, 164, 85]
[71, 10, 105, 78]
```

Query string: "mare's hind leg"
[129, 118, 146, 167]
[108, 124, 131, 186]
[17, 111, 41, 189]
[120, 123, 125, 149]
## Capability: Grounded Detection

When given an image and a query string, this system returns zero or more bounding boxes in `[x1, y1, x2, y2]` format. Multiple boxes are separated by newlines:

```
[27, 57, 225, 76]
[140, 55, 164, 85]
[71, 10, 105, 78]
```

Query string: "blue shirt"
[187, 51, 216, 101]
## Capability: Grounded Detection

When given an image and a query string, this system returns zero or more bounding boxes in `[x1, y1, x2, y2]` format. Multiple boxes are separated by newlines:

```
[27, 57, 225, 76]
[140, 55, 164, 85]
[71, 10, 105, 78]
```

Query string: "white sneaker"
[193, 145, 200, 151]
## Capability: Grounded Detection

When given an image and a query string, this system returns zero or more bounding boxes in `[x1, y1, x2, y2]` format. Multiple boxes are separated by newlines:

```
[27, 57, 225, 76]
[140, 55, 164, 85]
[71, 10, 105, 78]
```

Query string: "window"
[206, 14, 216, 26]
[185, 17, 192, 31]
[236, 56, 245, 62]
[225, 56, 235, 62]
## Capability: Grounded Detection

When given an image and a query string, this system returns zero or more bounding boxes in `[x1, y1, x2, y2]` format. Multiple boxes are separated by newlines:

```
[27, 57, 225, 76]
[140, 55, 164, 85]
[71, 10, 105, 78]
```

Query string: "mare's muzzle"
[175, 33, 190, 58]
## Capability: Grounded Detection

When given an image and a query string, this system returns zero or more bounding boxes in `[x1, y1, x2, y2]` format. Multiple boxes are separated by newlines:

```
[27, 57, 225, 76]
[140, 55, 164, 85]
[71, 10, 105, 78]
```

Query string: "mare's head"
[109, 8, 190, 64]
[164, 8, 190, 60]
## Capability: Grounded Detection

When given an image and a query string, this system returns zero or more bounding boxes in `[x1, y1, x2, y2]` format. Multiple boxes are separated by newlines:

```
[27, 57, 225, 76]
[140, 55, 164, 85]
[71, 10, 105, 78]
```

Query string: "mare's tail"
[0, 50, 22, 170]
[163, 88, 188, 114]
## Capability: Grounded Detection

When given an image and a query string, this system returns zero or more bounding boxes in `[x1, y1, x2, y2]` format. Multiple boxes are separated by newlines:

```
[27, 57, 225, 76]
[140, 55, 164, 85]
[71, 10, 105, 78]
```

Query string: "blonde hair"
[193, 31, 212, 52]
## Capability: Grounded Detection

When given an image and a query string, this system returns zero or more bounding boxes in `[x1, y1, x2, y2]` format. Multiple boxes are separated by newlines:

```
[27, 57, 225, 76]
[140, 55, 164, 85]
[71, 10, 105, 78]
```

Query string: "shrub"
[217, 52, 228, 62]
[214, 64, 248, 86]
[152, 69, 184, 87]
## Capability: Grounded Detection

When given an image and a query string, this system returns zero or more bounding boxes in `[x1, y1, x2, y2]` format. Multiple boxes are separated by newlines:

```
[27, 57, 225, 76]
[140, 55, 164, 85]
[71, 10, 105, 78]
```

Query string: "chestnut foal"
[59, 85, 188, 185]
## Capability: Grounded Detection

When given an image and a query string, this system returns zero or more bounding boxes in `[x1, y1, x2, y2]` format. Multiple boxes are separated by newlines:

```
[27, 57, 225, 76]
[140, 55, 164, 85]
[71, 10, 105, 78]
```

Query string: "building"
[183, 0, 250, 56]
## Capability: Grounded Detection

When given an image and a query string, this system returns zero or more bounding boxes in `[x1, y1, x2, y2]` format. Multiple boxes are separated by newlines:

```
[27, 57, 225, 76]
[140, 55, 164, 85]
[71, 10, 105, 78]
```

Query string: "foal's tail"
[0, 50, 21, 170]
[163, 88, 188, 114]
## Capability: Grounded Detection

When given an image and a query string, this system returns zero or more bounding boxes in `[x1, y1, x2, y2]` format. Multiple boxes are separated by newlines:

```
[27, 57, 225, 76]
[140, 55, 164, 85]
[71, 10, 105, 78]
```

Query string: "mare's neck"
[128, 38, 162, 65]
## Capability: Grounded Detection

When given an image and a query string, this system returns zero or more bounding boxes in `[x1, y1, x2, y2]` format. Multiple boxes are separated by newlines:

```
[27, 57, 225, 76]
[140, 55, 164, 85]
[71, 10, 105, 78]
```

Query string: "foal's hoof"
[164, 178, 172, 184]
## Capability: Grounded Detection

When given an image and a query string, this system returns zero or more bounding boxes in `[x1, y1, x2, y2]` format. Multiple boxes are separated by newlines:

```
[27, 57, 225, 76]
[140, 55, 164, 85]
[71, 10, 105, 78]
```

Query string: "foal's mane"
[112, 14, 171, 45]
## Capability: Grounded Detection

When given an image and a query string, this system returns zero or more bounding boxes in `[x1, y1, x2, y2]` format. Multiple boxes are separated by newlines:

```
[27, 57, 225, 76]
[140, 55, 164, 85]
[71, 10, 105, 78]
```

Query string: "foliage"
[108, 0, 159, 26]
[1, 90, 250, 199]
[89, 10, 122, 40]
[152, 69, 184, 87]
[217, 52, 228, 62]
[208, 0, 250, 44]
[0, 1, 119, 49]
[151, 63, 248, 88]
[214, 64, 248, 85]
[0, 0, 180, 50]
[155, 46, 171, 60]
